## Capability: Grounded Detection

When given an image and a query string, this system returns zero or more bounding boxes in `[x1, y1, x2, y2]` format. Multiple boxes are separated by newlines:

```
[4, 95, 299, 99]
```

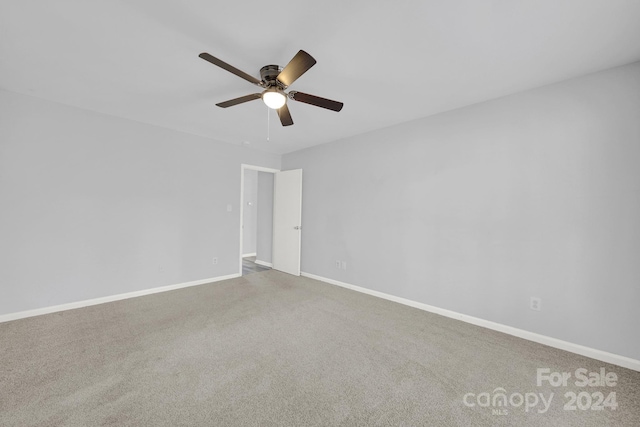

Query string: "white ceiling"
[2, 1, 640, 154]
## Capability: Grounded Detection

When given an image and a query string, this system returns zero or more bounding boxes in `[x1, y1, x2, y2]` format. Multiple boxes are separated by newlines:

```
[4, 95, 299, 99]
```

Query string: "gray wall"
[0, 89, 280, 315]
[283, 61, 640, 360]
[242, 169, 258, 255]
[256, 171, 274, 264]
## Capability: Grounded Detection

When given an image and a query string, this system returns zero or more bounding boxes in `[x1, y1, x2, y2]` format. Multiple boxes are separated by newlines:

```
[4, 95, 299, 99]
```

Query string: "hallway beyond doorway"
[242, 256, 270, 276]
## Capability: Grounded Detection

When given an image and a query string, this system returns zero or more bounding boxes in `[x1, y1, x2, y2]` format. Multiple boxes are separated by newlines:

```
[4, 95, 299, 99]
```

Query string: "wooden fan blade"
[277, 104, 294, 126]
[216, 93, 261, 108]
[289, 91, 343, 112]
[277, 50, 316, 87]
[199, 53, 261, 86]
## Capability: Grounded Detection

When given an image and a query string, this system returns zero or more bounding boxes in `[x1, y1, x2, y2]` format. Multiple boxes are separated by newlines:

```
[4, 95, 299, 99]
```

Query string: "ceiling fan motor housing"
[260, 65, 283, 88]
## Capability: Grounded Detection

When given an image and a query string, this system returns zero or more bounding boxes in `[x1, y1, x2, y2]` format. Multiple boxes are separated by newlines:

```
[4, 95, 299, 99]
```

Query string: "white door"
[272, 169, 302, 275]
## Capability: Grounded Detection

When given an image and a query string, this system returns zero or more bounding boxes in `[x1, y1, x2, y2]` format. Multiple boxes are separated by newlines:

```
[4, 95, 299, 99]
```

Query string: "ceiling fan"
[198, 50, 343, 126]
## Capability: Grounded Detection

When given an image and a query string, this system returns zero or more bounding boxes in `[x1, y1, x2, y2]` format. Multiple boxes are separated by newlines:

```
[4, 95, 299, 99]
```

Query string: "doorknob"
[294, 226, 301, 230]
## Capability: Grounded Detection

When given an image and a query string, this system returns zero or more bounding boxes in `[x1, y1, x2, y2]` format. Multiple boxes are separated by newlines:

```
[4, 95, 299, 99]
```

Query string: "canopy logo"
[463, 389, 553, 415]
[463, 367, 618, 416]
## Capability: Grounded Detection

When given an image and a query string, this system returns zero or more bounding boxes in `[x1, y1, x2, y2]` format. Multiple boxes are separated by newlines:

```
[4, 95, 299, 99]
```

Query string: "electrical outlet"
[212, 257, 218, 265]
[336, 260, 341, 268]
[530, 297, 541, 311]
[341, 261, 347, 270]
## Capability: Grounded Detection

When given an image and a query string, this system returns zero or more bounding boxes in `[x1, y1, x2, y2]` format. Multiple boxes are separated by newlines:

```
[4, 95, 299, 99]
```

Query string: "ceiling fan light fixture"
[199, 50, 343, 125]
[262, 88, 286, 109]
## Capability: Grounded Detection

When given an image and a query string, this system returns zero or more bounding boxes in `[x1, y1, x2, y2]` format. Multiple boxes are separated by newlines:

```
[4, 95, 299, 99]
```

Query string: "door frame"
[239, 164, 280, 275]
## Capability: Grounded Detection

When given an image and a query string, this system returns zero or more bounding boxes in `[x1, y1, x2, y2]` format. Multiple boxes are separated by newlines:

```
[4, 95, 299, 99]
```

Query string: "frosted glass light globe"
[262, 90, 286, 109]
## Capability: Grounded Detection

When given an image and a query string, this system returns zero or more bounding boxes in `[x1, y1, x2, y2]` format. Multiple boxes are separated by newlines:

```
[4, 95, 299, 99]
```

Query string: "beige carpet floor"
[1, 270, 639, 426]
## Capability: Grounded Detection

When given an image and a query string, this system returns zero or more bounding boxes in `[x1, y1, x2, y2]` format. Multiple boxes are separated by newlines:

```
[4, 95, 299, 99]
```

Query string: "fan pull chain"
[266, 107, 270, 141]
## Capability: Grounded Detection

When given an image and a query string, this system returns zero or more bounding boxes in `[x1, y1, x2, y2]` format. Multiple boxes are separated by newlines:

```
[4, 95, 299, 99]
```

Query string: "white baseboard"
[254, 260, 273, 268]
[0, 273, 241, 323]
[301, 272, 640, 372]
[242, 253, 257, 258]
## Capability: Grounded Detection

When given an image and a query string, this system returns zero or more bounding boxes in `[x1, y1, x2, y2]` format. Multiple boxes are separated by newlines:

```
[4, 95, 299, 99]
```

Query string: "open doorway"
[240, 164, 279, 276]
